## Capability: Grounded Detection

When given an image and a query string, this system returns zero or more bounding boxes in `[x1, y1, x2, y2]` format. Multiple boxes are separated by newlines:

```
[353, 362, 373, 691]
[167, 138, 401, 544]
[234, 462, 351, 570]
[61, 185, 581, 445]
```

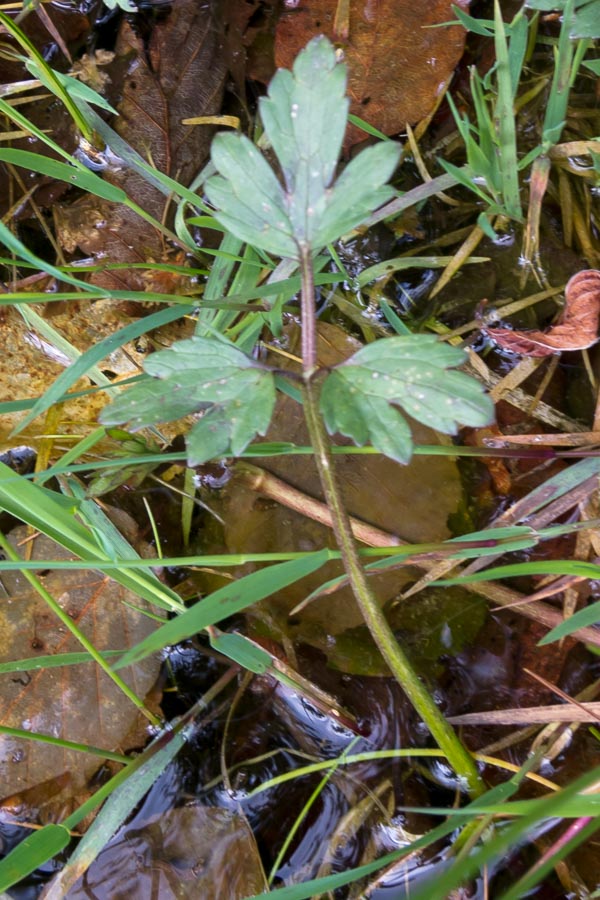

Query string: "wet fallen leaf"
[56, 0, 226, 291]
[275, 0, 469, 146]
[61, 806, 267, 899]
[483, 269, 600, 356]
[0, 527, 162, 803]
[0, 772, 71, 824]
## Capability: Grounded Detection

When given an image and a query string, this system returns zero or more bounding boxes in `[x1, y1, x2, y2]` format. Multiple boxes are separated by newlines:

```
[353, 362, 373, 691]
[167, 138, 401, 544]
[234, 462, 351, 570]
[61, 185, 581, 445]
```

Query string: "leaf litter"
[3, 3, 591, 896]
[274, 0, 470, 147]
[0, 528, 161, 805]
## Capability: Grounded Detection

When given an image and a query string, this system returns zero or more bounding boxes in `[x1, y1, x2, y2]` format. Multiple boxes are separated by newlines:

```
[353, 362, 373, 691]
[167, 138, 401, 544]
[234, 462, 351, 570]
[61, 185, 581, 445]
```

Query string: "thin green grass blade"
[571, 3, 600, 38]
[542, 0, 576, 145]
[73, 97, 215, 213]
[539, 597, 600, 643]
[379, 298, 413, 334]
[437, 158, 496, 205]
[246, 779, 524, 900]
[0, 462, 184, 612]
[493, 0, 522, 218]
[347, 113, 392, 141]
[0, 530, 156, 720]
[450, 4, 495, 36]
[198, 242, 263, 337]
[0, 725, 129, 763]
[210, 631, 272, 673]
[0, 147, 128, 204]
[507, 9, 529, 100]
[469, 74, 496, 183]
[357, 255, 489, 287]
[499, 817, 600, 900]
[63, 478, 185, 614]
[512, 457, 600, 514]
[361, 171, 461, 228]
[0, 95, 81, 164]
[15, 302, 114, 400]
[114, 551, 331, 669]
[25, 60, 118, 114]
[0, 11, 91, 139]
[45, 728, 187, 898]
[36, 426, 109, 485]
[0, 650, 123, 672]
[439, 560, 600, 584]
[407, 765, 600, 900]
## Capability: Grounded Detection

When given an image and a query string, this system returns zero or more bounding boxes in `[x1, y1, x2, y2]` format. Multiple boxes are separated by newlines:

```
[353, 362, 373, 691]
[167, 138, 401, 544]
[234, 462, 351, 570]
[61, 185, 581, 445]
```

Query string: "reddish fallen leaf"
[274, 0, 469, 147]
[483, 269, 600, 356]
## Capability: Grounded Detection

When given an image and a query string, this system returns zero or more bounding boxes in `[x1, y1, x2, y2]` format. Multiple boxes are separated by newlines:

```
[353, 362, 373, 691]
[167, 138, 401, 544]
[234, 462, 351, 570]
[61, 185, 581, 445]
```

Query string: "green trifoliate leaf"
[319, 335, 494, 464]
[100, 337, 276, 465]
[205, 36, 401, 259]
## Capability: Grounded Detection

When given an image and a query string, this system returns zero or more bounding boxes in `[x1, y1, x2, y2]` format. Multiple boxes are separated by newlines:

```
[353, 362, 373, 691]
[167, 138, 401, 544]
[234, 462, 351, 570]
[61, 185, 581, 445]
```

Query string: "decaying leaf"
[483, 269, 600, 356]
[275, 0, 469, 146]
[56, 0, 226, 290]
[61, 807, 267, 899]
[0, 528, 162, 804]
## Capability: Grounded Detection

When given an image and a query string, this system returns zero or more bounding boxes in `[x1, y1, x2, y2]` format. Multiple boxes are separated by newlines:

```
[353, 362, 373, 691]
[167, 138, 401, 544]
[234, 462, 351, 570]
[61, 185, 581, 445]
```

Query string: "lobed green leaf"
[320, 336, 494, 463]
[100, 336, 277, 464]
[205, 37, 400, 257]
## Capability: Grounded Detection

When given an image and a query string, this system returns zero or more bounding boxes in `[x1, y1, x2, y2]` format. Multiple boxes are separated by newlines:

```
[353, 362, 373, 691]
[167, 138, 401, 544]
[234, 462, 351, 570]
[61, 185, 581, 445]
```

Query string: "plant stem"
[298, 247, 483, 798]
[299, 242, 318, 376]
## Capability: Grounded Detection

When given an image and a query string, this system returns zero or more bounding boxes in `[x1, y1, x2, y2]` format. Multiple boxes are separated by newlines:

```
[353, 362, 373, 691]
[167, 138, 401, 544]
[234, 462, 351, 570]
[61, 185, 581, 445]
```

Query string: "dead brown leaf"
[0, 528, 162, 803]
[57, 0, 226, 291]
[484, 269, 600, 356]
[275, 0, 469, 147]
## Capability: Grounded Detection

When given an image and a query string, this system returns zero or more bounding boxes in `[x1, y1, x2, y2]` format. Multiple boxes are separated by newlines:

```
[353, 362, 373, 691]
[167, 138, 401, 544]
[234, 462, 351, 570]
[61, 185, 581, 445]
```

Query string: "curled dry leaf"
[483, 269, 600, 356]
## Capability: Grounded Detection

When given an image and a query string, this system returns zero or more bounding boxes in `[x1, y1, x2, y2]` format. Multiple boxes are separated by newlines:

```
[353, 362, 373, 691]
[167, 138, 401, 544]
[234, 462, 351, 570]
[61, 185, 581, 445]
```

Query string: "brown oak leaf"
[483, 269, 600, 356]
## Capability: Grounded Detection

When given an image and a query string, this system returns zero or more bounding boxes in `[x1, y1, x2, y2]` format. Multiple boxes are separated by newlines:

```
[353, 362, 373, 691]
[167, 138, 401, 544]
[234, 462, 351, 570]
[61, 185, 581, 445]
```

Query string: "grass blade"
[114, 551, 331, 668]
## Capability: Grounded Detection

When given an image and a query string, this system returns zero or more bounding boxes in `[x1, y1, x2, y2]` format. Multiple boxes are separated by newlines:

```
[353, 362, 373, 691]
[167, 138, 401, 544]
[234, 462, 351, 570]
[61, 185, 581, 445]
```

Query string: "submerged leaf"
[100, 337, 276, 464]
[205, 36, 401, 258]
[320, 335, 494, 463]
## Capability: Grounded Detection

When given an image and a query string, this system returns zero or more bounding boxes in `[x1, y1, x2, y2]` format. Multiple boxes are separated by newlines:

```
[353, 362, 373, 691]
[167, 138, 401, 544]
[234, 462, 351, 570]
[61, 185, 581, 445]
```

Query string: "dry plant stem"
[298, 246, 483, 798]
